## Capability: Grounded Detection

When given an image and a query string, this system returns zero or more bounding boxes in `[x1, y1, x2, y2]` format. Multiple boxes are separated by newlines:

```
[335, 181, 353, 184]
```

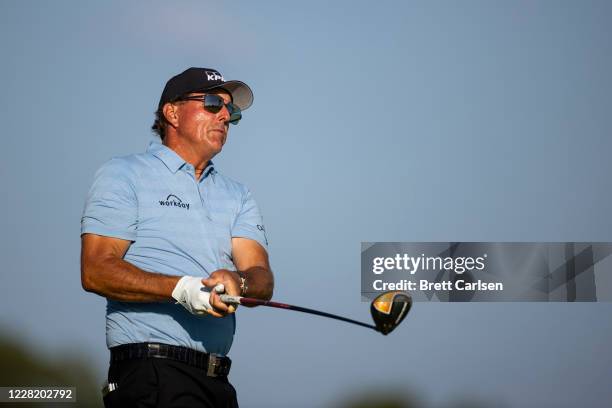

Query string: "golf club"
[219, 290, 412, 335]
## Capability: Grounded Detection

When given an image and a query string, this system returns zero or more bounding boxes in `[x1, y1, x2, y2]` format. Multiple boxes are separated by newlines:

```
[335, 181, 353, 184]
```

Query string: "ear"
[162, 103, 180, 127]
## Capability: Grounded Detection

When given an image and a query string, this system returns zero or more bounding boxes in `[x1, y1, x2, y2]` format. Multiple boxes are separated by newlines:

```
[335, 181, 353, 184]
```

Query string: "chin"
[204, 137, 225, 154]
[210, 144, 224, 156]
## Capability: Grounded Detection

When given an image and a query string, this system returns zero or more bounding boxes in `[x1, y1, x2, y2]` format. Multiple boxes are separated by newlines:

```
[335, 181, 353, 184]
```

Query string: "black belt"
[110, 343, 231, 377]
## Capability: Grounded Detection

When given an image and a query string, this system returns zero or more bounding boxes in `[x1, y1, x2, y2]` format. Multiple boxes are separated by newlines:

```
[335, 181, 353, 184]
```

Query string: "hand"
[171, 276, 214, 316]
[202, 269, 241, 316]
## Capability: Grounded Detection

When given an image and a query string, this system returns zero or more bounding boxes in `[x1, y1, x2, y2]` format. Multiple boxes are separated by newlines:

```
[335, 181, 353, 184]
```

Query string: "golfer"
[80, 67, 273, 407]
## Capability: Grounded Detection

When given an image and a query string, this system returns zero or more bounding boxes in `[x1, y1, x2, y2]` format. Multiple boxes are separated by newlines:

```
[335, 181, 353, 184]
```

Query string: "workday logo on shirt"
[159, 194, 190, 210]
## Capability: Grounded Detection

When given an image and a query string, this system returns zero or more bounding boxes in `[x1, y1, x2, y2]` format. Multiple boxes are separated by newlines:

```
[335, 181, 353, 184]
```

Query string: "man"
[81, 67, 273, 407]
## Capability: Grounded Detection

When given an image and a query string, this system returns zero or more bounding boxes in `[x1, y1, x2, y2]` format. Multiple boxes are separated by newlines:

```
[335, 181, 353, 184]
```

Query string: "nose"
[216, 104, 231, 123]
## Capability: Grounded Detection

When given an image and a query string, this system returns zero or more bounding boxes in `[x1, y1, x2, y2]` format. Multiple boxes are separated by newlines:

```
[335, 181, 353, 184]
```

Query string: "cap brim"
[209, 80, 254, 111]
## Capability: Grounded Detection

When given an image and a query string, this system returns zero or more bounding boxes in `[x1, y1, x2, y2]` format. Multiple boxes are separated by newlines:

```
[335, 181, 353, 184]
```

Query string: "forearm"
[242, 266, 274, 300]
[82, 256, 180, 302]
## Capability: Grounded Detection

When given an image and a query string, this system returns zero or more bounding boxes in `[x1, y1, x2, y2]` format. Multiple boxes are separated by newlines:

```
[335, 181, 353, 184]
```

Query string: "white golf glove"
[172, 276, 225, 315]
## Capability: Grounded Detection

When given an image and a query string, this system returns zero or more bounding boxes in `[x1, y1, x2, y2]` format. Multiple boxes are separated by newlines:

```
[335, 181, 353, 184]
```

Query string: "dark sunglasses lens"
[201, 95, 242, 124]
[203, 94, 224, 113]
[228, 104, 242, 125]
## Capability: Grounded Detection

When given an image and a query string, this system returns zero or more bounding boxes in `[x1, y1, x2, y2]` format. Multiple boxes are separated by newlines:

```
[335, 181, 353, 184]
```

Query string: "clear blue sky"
[1, 1, 612, 407]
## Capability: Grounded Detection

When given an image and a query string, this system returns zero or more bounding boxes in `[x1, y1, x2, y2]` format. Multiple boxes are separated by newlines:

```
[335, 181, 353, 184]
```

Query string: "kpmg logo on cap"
[205, 71, 224, 81]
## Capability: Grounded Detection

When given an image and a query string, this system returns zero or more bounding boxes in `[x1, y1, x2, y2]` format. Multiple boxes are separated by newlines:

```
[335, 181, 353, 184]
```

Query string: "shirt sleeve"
[231, 189, 268, 250]
[81, 158, 138, 241]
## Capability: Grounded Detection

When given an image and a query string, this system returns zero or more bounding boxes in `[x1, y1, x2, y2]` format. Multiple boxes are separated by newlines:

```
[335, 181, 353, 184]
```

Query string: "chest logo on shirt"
[159, 194, 190, 210]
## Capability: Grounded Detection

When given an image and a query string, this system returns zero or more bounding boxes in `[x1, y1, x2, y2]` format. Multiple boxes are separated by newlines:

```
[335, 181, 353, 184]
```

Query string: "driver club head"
[370, 291, 412, 335]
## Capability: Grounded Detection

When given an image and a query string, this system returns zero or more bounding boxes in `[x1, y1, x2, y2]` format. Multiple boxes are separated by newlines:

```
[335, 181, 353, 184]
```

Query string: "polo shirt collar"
[147, 141, 216, 177]
[203, 164, 216, 179]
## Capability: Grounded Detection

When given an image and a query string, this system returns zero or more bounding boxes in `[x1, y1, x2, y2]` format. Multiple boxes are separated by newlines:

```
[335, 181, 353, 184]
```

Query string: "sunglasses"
[176, 94, 242, 125]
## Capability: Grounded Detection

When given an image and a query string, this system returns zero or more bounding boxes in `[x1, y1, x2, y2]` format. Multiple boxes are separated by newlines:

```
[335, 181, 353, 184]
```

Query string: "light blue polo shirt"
[81, 141, 268, 356]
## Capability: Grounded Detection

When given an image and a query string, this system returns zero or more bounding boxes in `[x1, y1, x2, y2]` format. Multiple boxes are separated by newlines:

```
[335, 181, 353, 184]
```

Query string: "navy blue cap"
[158, 67, 254, 111]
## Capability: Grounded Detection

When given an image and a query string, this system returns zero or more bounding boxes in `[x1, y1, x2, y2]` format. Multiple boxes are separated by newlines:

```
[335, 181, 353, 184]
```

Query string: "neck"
[163, 138, 214, 179]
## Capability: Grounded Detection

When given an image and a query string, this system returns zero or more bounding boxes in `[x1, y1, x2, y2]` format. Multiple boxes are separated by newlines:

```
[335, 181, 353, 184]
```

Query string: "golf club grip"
[218, 295, 270, 307]
[219, 294, 243, 305]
